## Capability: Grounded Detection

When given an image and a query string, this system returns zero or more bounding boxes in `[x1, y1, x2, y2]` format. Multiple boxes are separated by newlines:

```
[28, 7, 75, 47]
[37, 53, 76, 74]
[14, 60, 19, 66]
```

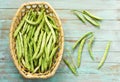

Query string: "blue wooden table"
[0, 0, 120, 82]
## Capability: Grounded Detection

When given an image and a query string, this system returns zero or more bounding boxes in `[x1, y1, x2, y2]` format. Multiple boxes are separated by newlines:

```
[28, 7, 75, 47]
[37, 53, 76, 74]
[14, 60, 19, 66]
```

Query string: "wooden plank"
[1, 36, 120, 52]
[0, 39, 120, 63]
[0, 9, 117, 20]
[0, 0, 117, 9]
[0, 69, 120, 82]
[1, 20, 120, 31]
[0, 73, 119, 82]
[0, 61, 120, 74]
[1, 29, 120, 41]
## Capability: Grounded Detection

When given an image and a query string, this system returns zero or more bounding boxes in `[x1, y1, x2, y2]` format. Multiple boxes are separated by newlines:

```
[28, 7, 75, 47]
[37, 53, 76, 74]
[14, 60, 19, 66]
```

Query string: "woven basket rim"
[9, 1, 64, 79]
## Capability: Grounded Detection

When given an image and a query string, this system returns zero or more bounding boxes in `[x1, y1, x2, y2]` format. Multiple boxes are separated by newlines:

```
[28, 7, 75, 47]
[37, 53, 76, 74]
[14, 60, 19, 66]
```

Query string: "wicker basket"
[9, 2, 64, 79]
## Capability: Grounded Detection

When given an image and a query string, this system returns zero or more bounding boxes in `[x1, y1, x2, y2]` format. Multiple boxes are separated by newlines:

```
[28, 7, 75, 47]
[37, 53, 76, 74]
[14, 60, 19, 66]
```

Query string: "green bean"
[38, 56, 42, 67]
[34, 59, 38, 67]
[98, 41, 111, 69]
[33, 66, 39, 73]
[82, 10, 103, 20]
[28, 43, 34, 72]
[77, 38, 86, 68]
[26, 15, 35, 34]
[46, 32, 52, 44]
[63, 58, 77, 75]
[16, 37, 20, 63]
[31, 26, 36, 38]
[47, 16, 59, 30]
[45, 13, 56, 43]
[46, 36, 53, 61]
[88, 36, 95, 60]
[50, 46, 58, 60]
[47, 15, 56, 25]
[21, 58, 26, 67]
[51, 23, 59, 30]
[19, 32, 23, 48]
[23, 34, 30, 70]
[72, 32, 93, 49]
[72, 10, 86, 24]
[43, 58, 48, 71]
[33, 39, 37, 51]
[83, 14, 100, 27]
[14, 14, 27, 38]
[35, 32, 46, 59]
[22, 10, 33, 35]
[41, 58, 45, 73]
[45, 24, 50, 34]
[25, 9, 44, 25]
[48, 46, 58, 68]
[34, 16, 45, 42]
[33, 31, 44, 59]
[26, 14, 35, 34]
[16, 34, 22, 63]
[30, 39, 36, 53]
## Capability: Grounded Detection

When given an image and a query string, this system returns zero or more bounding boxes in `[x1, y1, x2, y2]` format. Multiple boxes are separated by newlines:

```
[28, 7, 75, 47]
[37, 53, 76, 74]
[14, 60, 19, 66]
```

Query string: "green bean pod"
[33, 31, 44, 59]
[83, 14, 100, 27]
[28, 43, 34, 72]
[35, 32, 46, 59]
[16, 37, 20, 63]
[47, 15, 56, 25]
[34, 16, 45, 42]
[97, 41, 111, 69]
[33, 66, 39, 73]
[46, 36, 53, 61]
[21, 10, 33, 35]
[46, 32, 52, 44]
[73, 32, 93, 49]
[51, 23, 59, 30]
[88, 36, 95, 60]
[82, 10, 103, 20]
[77, 38, 86, 68]
[17, 34, 23, 63]
[41, 58, 45, 72]
[48, 46, 58, 68]
[23, 34, 30, 70]
[25, 9, 44, 25]
[14, 14, 27, 38]
[45, 13, 56, 43]
[72, 10, 86, 24]
[63, 58, 77, 75]
[21, 58, 26, 67]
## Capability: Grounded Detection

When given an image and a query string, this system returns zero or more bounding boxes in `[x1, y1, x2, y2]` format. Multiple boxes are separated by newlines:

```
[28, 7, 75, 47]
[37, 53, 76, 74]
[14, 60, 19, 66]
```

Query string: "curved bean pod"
[98, 41, 111, 69]
[73, 32, 93, 49]
[25, 9, 44, 25]
[72, 10, 86, 24]
[14, 14, 27, 38]
[77, 38, 86, 68]
[34, 16, 45, 42]
[83, 14, 100, 27]
[33, 31, 44, 59]
[88, 36, 95, 60]
[63, 58, 77, 75]
[82, 10, 103, 20]
[45, 13, 56, 43]
[35, 32, 46, 59]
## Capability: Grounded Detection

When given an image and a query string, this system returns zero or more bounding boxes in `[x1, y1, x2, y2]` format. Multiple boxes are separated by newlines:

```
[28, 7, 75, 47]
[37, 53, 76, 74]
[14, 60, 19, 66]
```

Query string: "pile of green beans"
[14, 8, 59, 73]
[72, 10, 102, 27]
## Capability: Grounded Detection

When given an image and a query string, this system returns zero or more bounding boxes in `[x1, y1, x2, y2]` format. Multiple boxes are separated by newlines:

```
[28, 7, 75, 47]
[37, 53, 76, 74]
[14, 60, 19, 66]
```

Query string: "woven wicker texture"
[9, 2, 64, 79]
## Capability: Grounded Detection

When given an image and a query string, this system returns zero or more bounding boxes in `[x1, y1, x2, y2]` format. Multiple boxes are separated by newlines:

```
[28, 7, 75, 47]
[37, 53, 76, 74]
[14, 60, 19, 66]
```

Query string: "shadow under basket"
[9, 2, 64, 79]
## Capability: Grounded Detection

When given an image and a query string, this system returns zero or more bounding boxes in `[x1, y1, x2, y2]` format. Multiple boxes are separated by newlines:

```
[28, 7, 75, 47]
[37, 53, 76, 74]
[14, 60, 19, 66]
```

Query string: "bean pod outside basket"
[9, 2, 64, 79]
